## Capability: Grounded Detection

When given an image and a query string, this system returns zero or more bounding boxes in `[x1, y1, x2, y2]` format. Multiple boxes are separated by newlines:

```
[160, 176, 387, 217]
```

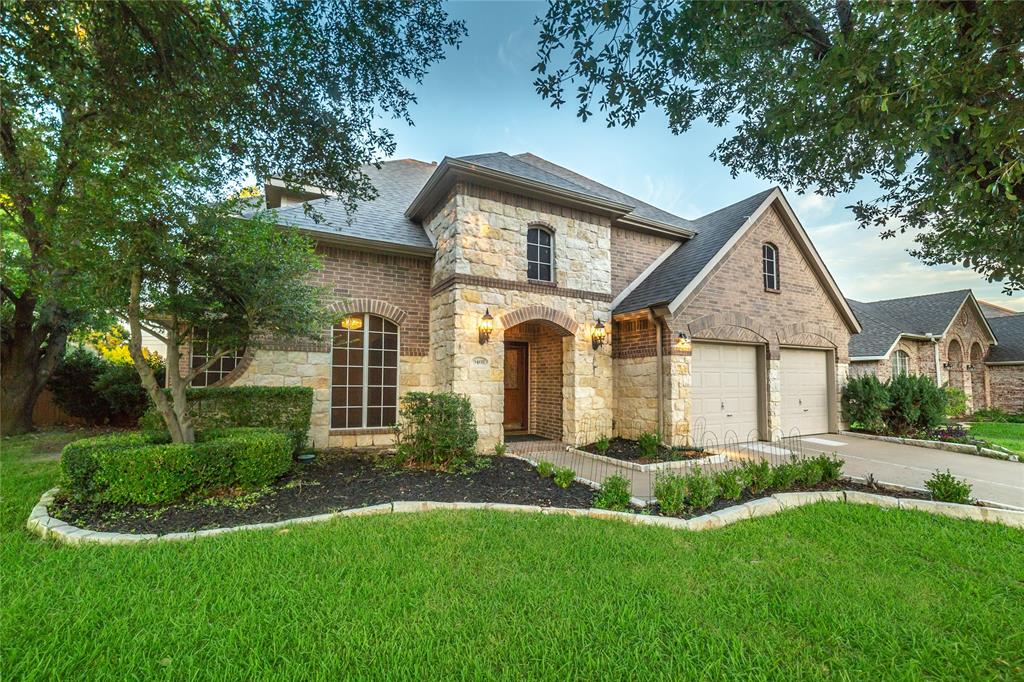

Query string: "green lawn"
[970, 421, 1024, 455]
[2, 431, 1023, 680]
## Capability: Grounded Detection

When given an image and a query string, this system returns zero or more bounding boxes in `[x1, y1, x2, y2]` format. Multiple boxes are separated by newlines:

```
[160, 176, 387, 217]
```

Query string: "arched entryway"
[947, 339, 964, 391]
[501, 317, 574, 441]
[969, 342, 986, 411]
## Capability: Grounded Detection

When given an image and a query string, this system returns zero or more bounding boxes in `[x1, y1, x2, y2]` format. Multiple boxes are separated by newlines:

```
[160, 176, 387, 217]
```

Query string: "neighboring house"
[192, 153, 861, 449]
[979, 300, 1020, 318]
[848, 290, 1024, 413]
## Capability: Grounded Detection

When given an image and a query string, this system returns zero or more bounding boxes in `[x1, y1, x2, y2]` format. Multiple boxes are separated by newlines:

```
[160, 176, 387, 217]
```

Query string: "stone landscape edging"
[26, 485, 1024, 546]
[841, 430, 1019, 462]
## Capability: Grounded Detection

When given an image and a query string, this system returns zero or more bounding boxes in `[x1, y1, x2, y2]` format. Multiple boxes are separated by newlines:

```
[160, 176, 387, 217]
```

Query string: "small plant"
[536, 460, 555, 478]
[684, 467, 719, 510]
[930, 424, 969, 443]
[798, 458, 823, 486]
[553, 467, 576, 489]
[943, 386, 968, 418]
[772, 462, 801, 489]
[594, 436, 611, 456]
[714, 470, 744, 501]
[594, 475, 631, 511]
[817, 454, 843, 482]
[654, 473, 687, 516]
[739, 460, 772, 494]
[493, 442, 507, 456]
[637, 431, 661, 459]
[925, 470, 973, 504]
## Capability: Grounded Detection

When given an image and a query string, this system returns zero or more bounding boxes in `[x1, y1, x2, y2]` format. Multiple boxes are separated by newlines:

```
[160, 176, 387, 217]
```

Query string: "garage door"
[780, 349, 829, 436]
[691, 343, 760, 445]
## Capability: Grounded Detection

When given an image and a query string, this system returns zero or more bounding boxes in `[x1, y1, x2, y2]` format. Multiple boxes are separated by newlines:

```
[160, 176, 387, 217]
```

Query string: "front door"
[503, 342, 528, 432]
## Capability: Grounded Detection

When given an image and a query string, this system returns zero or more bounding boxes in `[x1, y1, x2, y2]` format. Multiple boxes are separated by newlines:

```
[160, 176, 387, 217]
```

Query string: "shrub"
[654, 473, 687, 516]
[60, 428, 291, 505]
[93, 363, 156, 424]
[47, 347, 110, 423]
[885, 374, 947, 435]
[772, 462, 802, 489]
[392, 392, 478, 469]
[842, 375, 889, 432]
[684, 467, 719, 509]
[798, 458, 823, 486]
[925, 470, 973, 505]
[739, 460, 773, 494]
[493, 442, 507, 456]
[714, 470, 744, 501]
[595, 475, 631, 511]
[140, 385, 314, 453]
[637, 432, 661, 458]
[816, 454, 843, 482]
[536, 460, 555, 478]
[594, 436, 611, 456]
[944, 386, 968, 418]
[553, 467, 575, 489]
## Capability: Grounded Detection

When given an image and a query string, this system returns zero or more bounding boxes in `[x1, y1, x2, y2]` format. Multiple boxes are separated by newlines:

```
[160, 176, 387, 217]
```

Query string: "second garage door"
[691, 342, 760, 445]
[779, 349, 830, 436]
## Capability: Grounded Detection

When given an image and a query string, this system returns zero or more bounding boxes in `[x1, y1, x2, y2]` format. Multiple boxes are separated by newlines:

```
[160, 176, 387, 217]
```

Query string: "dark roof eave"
[294, 226, 434, 258]
[615, 214, 695, 239]
[406, 157, 635, 222]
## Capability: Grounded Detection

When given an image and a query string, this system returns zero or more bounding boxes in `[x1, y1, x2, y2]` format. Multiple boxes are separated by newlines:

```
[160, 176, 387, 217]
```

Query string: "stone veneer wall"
[986, 365, 1023, 414]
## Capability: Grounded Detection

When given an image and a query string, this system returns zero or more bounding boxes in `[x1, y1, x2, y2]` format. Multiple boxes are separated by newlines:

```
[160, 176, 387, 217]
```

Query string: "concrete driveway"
[798, 434, 1024, 509]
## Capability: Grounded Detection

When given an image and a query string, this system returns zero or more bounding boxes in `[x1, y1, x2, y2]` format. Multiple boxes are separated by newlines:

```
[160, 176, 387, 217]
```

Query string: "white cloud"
[791, 192, 835, 220]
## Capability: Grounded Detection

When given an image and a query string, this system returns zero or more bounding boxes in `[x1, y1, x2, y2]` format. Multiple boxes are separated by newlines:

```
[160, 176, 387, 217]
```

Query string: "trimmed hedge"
[140, 386, 313, 453]
[60, 428, 292, 505]
[842, 374, 947, 435]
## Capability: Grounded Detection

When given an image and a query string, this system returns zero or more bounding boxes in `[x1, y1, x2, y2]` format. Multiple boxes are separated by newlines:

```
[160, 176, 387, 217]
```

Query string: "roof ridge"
[858, 289, 972, 306]
[690, 187, 777, 223]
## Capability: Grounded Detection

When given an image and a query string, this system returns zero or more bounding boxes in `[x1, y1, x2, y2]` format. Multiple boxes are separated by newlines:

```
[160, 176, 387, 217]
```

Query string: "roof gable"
[987, 313, 1024, 363]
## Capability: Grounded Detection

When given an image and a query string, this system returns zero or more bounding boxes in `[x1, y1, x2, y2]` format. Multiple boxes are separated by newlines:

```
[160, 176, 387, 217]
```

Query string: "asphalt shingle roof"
[987, 313, 1024, 363]
[269, 159, 436, 251]
[847, 290, 974, 359]
[614, 189, 776, 314]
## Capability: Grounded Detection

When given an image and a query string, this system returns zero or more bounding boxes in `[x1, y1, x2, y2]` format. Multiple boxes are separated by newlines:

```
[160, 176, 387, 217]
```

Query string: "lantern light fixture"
[478, 308, 494, 345]
[340, 315, 363, 331]
[591, 318, 607, 350]
[675, 332, 692, 353]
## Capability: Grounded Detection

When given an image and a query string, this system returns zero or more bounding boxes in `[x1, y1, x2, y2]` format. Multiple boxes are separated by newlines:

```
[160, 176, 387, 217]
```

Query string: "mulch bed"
[579, 437, 708, 464]
[49, 453, 597, 535]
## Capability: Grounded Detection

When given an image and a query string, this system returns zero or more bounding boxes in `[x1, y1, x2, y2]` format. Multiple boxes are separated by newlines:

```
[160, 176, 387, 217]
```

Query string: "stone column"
[665, 351, 693, 448]
[766, 351, 782, 439]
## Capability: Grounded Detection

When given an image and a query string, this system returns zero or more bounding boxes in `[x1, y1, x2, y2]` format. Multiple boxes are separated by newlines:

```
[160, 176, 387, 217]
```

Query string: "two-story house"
[195, 153, 861, 450]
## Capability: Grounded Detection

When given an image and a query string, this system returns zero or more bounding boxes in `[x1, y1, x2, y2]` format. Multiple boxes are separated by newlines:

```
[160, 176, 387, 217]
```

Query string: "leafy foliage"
[944, 387, 969, 418]
[140, 386, 313, 454]
[842, 375, 889, 432]
[534, 1, 1024, 291]
[637, 432, 661, 459]
[714, 470, 744, 501]
[553, 467, 576, 489]
[653, 473, 687, 517]
[594, 475, 631, 511]
[972, 408, 1024, 423]
[48, 345, 163, 425]
[393, 392, 478, 469]
[0, 0, 464, 434]
[536, 460, 555, 478]
[771, 462, 802, 490]
[60, 427, 291, 505]
[925, 470, 973, 505]
[683, 468, 719, 510]
[885, 374, 947, 435]
[593, 436, 611, 456]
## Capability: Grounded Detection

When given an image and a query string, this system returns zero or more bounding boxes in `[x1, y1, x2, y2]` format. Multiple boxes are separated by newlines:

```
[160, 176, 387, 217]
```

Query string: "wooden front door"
[503, 343, 528, 432]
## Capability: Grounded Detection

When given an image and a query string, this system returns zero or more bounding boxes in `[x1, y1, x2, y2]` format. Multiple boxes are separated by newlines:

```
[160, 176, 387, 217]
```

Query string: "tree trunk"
[0, 295, 70, 436]
[126, 266, 194, 443]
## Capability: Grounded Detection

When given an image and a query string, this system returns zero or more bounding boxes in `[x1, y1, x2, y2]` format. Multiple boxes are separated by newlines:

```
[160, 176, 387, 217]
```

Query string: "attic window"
[762, 243, 779, 291]
[527, 226, 553, 282]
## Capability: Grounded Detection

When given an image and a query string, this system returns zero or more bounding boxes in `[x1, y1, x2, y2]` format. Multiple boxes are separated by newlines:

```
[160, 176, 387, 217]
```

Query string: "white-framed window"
[190, 329, 244, 387]
[762, 243, 779, 291]
[527, 226, 553, 282]
[331, 313, 399, 429]
[892, 350, 910, 376]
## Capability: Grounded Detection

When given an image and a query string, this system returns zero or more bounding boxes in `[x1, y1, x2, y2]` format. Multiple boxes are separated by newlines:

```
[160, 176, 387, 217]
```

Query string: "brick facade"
[988, 365, 1024, 413]
[610, 226, 676, 296]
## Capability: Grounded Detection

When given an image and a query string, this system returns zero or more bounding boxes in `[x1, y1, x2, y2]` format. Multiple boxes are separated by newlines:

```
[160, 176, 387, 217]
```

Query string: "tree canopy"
[0, 0, 463, 434]
[534, 0, 1023, 291]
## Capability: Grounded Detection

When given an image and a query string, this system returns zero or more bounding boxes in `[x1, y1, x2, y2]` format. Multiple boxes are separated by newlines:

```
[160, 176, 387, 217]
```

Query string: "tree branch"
[773, 1, 833, 59]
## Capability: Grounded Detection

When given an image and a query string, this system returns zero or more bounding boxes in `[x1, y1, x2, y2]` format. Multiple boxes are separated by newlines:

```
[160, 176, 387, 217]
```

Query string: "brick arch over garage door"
[498, 305, 579, 336]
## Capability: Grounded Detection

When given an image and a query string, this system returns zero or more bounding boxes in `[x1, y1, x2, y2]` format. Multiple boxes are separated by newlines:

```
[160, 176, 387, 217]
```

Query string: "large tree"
[0, 0, 464, 435]
[534, 1, 1023, 291]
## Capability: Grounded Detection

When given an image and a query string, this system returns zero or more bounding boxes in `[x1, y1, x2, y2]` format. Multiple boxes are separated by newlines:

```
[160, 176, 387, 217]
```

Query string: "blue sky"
[381, 1, 1021, 310]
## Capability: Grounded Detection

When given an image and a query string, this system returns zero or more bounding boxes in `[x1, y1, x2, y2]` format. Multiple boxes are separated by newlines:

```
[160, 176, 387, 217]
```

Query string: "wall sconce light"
[966, 363, 975, 371]
[675, 332, 692, 353]
[942, 362, 952, 369]
[591, 318, 607, 350]
[478, 308, 494, 345]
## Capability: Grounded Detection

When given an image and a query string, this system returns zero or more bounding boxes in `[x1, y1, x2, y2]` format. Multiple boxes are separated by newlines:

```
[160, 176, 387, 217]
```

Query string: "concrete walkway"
[798, 434, 1024, 509]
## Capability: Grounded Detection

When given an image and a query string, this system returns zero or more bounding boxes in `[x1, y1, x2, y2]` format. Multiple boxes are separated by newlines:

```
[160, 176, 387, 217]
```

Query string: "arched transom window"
[762, 243, 779, 291]
[331, 314, 399, 429]
[190, 329, 244, 387]
[892, 349, 910, 376]
[527, 226, 553, 282]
